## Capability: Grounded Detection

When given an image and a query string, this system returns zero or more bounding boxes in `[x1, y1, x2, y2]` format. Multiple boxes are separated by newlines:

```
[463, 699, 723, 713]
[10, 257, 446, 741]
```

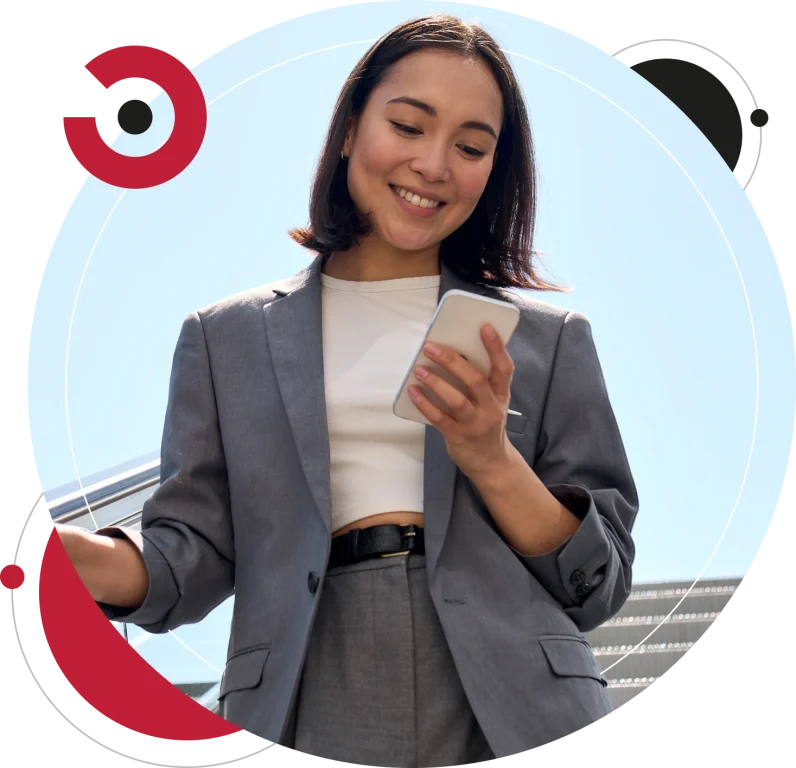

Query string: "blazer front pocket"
[505, 411, 528, 435]
[538, 635, 608, 687]
[219, 645, 271, 697]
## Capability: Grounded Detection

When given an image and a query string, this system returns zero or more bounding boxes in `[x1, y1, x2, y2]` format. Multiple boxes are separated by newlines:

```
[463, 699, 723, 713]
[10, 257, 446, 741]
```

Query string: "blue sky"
[30, 0, 794, 640]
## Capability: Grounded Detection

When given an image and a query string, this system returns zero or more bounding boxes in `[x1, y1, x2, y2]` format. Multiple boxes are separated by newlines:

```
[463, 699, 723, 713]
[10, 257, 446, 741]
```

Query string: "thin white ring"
[62, 40, 383, 669]
[63, 39, 380, 537]
[61, 40, 759, 695]
[504, 48, 759, 674]
[64, 188, 127, 531]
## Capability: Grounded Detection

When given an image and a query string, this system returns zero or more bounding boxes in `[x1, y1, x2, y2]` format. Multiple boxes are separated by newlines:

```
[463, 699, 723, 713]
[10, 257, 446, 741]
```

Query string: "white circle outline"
[502, 47, 759, 674]
[51, 33, 762, 756]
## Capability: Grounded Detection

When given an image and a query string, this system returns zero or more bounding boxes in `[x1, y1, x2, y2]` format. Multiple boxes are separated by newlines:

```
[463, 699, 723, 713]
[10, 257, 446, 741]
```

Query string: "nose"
[408, 141, 452, 184]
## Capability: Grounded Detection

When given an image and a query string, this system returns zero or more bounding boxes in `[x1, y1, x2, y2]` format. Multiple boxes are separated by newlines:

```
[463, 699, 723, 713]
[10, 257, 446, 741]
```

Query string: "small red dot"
[1, 565, 25, 589]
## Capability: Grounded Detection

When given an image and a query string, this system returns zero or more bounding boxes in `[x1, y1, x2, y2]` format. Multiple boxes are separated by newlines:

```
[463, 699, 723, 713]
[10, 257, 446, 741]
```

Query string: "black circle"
[118, 99, 153, 135]
[751, 109, 768, 127]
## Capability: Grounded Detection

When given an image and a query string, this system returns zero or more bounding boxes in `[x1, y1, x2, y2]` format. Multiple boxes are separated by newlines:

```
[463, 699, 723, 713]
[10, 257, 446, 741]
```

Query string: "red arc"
[39, 530, 238, 739]
[64, 46, 207, 189]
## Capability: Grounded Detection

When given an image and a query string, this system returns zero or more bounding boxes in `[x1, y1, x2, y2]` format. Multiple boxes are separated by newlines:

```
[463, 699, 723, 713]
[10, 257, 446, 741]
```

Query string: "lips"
[390, 184, 445, 209]
[389, 184, 447, 218]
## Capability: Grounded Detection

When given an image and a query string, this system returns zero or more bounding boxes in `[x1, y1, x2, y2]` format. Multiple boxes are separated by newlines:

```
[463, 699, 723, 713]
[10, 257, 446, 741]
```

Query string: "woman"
[57, 13, 639, 767]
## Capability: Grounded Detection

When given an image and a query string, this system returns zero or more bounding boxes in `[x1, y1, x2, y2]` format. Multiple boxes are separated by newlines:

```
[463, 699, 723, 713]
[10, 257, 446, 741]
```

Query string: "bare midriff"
[332, 511, 424, 538]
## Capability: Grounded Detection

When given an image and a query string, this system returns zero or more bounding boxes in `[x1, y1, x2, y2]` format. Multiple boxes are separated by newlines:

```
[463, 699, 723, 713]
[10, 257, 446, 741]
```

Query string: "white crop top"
[320, 270, 441, 534]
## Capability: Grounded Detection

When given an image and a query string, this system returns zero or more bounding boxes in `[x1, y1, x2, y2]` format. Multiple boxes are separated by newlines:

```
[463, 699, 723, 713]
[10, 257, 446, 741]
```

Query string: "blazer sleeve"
[93, 310, 235, 633]
[510, 310, 639, 633]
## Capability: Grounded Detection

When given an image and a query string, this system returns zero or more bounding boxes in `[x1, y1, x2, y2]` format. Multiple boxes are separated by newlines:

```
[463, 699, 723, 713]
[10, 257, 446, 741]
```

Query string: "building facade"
[585, 577, 741, 708]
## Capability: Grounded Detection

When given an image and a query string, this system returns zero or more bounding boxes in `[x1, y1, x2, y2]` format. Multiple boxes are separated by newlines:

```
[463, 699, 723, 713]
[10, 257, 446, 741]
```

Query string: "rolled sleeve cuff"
[509, 484, 612, 606]
[93, 526, 179, 632]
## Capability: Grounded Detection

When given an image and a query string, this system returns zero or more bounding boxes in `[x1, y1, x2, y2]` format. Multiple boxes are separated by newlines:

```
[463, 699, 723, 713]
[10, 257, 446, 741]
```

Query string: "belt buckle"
[379, 529, 416, 558]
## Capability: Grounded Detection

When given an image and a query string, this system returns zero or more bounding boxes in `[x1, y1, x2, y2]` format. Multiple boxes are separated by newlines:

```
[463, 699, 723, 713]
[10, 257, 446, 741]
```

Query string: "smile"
[389, 185, 446, 217]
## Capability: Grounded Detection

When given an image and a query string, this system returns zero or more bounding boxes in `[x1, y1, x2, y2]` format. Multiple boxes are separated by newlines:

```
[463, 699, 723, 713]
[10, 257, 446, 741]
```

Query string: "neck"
[322, 241, 440, 281]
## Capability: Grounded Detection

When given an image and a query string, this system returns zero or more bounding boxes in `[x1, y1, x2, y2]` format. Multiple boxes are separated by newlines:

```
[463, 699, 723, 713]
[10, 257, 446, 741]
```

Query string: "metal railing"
[197, 682, 221, 714]
[49, 460, 160, 529]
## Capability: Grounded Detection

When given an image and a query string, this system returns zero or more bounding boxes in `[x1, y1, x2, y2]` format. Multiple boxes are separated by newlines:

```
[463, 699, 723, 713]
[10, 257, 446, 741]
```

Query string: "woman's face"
[342, 49, 504, 256]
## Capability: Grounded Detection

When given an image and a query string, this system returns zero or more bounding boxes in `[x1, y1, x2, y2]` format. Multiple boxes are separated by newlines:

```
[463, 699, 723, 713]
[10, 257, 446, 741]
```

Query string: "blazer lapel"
[263, 255, 332, 534]
[422, 261, 491, 576]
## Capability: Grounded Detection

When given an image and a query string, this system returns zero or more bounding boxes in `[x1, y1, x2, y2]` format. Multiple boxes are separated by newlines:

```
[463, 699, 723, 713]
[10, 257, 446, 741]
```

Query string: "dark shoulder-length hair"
[288, 13, 570, 293]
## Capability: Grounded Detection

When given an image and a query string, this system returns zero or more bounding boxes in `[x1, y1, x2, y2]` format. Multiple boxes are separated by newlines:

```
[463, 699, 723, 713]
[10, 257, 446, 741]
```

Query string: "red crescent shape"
[39, 529, 239, 739]
[63, 46, 207, 189]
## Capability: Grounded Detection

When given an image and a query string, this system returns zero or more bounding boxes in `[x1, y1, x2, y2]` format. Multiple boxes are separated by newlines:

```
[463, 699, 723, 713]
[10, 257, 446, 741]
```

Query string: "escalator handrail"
[49, 460, 160, 524]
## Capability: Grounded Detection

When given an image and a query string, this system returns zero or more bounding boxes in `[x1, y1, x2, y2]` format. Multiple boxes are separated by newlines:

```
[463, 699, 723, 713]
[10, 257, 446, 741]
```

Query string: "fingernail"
[484, 325, 497, 340]
[425, 342, 441, 356]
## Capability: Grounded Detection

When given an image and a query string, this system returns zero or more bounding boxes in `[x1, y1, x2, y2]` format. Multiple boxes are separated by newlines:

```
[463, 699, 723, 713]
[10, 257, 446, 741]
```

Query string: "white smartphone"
[393, 289, 521, 426]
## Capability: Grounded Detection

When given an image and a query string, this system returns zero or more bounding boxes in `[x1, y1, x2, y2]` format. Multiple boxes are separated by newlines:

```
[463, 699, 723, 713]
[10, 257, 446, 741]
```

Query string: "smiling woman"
[320, 46, 507, 278]
[288, 15, 566, 291]
[59, 12, 639, 767]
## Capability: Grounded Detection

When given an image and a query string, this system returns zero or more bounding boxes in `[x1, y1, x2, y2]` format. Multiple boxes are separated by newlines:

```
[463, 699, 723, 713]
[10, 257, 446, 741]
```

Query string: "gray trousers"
[282, 552, 495, 767]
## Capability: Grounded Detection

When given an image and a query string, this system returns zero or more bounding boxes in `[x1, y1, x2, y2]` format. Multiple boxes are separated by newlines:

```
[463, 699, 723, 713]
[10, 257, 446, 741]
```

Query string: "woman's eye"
[391, 121, 421, 135]
[460, 146, 485, 158]
[390, 121, 486, 158]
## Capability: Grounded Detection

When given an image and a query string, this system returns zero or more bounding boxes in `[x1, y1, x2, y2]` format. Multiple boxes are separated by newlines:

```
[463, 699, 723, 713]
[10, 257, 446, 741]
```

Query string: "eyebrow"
[386, 96, 499, 142]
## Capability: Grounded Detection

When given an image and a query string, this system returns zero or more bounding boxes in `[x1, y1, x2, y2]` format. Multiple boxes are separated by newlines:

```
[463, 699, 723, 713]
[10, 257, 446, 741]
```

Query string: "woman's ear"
[343, 115, 357, 157]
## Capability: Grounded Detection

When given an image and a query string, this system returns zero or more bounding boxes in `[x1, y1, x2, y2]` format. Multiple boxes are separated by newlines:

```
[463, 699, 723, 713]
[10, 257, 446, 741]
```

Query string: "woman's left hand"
[408, 324, 515, 481]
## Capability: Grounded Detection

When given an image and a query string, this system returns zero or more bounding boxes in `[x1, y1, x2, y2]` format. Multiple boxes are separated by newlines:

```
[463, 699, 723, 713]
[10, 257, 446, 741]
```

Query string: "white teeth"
[393, 186, 441, 208]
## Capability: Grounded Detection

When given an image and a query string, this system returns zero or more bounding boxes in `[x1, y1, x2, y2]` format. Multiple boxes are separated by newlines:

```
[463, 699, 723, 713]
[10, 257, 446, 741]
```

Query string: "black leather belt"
[328, 523, 425, 569]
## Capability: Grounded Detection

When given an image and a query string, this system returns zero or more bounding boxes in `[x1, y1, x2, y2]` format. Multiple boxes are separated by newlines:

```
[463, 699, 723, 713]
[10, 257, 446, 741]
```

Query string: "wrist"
[467, 442, 522, 494]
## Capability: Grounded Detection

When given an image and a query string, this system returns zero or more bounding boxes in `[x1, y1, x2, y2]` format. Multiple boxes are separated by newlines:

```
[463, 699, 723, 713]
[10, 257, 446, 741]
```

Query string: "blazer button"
[570, 569, 585, 586]
[307, 571, 320, 595]
[575, 582, 592, 598]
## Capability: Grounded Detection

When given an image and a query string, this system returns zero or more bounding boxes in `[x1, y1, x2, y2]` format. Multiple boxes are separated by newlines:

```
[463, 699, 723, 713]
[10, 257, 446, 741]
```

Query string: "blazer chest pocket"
[505, 411, 528, 435]
[538, 635, 608, 687]
[219, 645, 271, 698]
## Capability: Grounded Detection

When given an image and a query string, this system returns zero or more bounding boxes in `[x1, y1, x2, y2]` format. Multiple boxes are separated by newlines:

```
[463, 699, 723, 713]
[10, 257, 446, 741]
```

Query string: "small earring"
[340, 150, 347, 160]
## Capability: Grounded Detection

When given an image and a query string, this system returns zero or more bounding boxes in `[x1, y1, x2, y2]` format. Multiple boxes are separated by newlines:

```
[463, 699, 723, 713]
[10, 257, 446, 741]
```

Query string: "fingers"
[421, 341, 490, 409]
[480, 324, 514, 401]
[419, 325, 514, 408]
[407, 384, 459, 432]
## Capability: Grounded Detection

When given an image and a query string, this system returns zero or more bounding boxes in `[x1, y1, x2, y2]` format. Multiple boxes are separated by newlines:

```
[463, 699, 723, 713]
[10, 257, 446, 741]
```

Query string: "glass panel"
[114, 605, 232, 704]
[109, 519, 233, 707]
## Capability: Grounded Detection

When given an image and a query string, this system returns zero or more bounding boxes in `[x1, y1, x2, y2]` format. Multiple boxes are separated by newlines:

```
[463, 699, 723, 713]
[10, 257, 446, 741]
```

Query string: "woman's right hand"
[54, 523, 149, 609]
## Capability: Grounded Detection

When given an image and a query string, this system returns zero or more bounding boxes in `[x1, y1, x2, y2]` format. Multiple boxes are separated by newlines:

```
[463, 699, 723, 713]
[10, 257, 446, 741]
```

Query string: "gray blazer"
[96, 252, 639, 757]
